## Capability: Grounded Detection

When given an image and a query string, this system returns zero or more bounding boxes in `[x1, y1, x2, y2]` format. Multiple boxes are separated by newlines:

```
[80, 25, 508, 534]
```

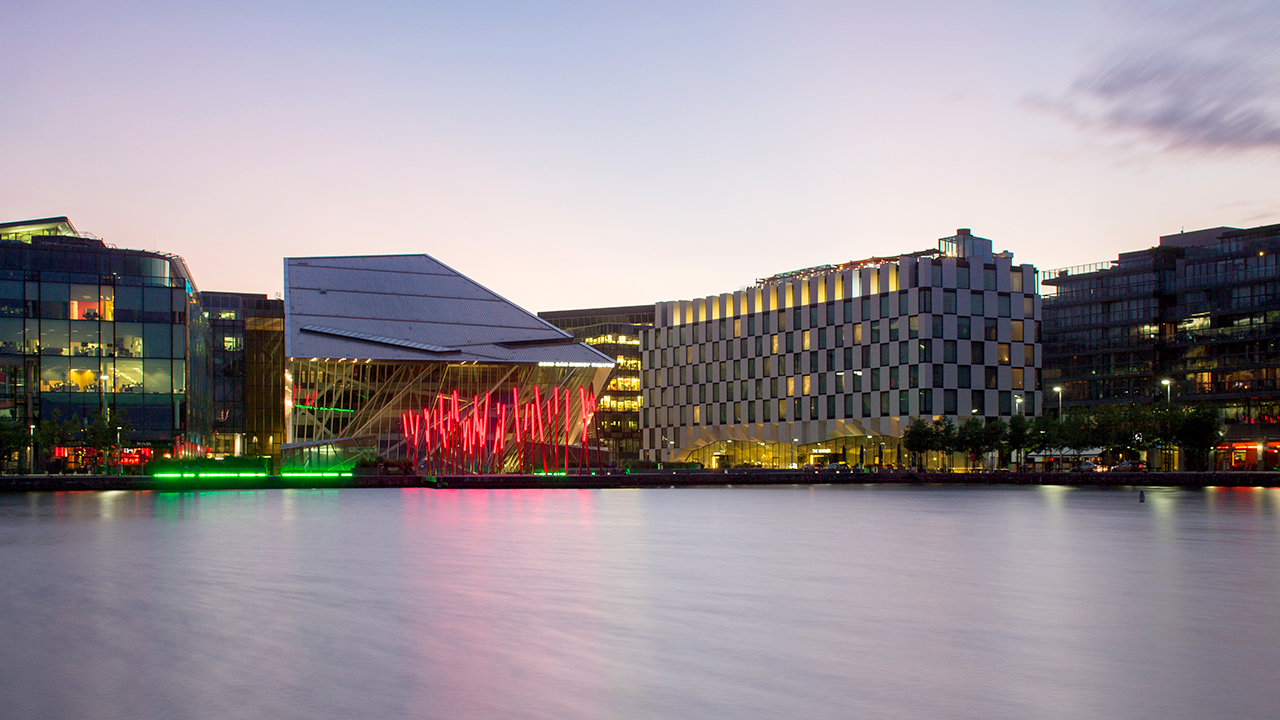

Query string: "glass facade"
[538, 305, 653, 465]
[204, 292, 285, 464]
[0, 218, 207, 451]
[1042, 222, 1280, 468]
[284, 359, 606, 471]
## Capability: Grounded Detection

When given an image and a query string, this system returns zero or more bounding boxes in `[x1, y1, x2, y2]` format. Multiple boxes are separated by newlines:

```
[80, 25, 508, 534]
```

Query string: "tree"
[1007, 414, 1031, 469]
[957, 418, 985, 470]
[1176, 406, 1222, 471]
[83, 411, 134, 474]
[902, 418, 935, 469]
[0, 420, 30, 473]
[33, 413, 75, 473]
[932, 417, 957, 470]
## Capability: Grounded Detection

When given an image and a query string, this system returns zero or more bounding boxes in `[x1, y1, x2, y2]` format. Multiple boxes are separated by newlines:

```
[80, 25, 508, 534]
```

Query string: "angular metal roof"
[284, 254, 614, 365]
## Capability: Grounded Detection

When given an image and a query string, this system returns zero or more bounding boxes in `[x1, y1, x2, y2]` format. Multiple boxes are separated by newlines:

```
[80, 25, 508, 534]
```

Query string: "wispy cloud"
[1052, 1, 1280, 152]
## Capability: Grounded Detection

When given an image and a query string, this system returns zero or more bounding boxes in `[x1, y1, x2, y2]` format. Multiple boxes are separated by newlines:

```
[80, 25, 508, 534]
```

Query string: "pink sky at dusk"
[2, 0, 1278, 312]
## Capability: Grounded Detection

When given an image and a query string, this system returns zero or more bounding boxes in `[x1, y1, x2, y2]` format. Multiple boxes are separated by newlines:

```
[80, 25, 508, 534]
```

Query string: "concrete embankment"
[0, 471, 1277, 493]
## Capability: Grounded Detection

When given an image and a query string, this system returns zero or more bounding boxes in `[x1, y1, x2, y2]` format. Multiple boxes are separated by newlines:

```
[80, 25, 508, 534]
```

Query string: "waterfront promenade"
[0, 470, 1275, 493]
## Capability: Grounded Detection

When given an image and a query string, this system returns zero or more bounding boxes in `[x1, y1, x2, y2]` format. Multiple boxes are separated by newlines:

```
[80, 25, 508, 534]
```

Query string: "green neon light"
[153, 472, 268, 478]
[296, 405, 355, 413]
[281, 471, 353, 477]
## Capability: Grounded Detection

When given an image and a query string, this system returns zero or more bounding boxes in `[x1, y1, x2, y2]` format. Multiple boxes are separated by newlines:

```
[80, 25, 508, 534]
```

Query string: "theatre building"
[0, 216, 209, 463]
[641, 230, 1041, 468]
[281, 254, 614, 472]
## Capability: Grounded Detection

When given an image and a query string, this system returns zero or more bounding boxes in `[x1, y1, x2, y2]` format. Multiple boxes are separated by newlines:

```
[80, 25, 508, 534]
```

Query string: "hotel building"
[641, 230, 1041, 468]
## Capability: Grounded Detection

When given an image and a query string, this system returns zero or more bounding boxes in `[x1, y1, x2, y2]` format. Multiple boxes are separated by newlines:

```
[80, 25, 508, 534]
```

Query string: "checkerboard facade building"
[641, 230, 1041, 467]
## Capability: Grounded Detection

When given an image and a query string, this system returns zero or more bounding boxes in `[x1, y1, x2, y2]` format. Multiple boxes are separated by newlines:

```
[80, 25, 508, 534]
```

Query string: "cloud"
[1054, 1, 1280, 152]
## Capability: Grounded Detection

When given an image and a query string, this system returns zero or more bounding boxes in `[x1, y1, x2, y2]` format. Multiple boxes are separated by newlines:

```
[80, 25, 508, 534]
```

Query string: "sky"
[2, 0, 1278, 312]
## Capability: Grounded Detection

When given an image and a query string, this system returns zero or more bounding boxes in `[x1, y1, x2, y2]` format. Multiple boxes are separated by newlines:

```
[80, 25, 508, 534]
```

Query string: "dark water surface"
[1, 486, 1278, 719]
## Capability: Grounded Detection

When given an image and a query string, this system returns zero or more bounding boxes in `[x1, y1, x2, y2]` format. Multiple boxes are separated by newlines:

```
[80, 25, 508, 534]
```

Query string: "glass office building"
[1042, 222, 1280, 470]
[204, 291, 285, 464]
[642, 230, 1041, 468]
[538, 305, 653, 464]
[0, 217, 208, 455]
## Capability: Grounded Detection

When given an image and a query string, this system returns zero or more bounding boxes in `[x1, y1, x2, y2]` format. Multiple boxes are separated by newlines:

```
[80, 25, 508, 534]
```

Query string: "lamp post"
[1053, 386, 1063, 418]
[1161, 378, 1172, 404]
[1015, 394, 1024, 416]
[28, 424, 34, 475]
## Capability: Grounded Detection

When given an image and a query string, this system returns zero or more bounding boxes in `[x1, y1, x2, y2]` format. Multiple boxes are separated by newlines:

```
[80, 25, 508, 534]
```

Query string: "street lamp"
[1053, 386, 1063, 418]
[28, 424, 34, 475]
[1015, 394, 1024, 416]
[1161, 378, 1172, 404]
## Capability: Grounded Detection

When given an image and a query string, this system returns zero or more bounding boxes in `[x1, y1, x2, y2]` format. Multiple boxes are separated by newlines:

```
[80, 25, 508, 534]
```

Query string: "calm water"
[2, 485, 1279, 720]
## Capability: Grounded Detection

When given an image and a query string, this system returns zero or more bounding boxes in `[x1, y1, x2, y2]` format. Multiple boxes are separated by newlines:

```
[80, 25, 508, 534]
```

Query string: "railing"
[1041, 261, 1119, 283]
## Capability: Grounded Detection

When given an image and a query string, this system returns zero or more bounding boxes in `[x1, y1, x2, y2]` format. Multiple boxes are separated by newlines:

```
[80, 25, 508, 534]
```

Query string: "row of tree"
[0, 412, 133, 474]
[902, 403, 1223, 470]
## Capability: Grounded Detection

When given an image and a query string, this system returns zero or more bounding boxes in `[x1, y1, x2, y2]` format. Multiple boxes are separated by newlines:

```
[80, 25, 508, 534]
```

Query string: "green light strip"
[152, 472, 268, 478]
[296, 405, 355, 413]
[281, 472, 353, 477]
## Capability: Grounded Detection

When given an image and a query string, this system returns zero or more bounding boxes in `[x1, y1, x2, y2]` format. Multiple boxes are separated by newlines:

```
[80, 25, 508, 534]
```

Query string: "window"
[899, 341, 909, 364]
[999, 391, 1012, 416]
[933, 364, 944, 388]
[862, 393, 872, 418]
[971, 341, 985, 364]
[998, 293, 1011, 317]
[889, 367, 899, 389]
[944, 389, 957, 414]
[1011, 271, 1023, 292]
[943, 290, 956, 314]
[880, 294, 891, 317]
[879, 344, 890, 366]
[899, 291, 909, 315]
[971, 390, 985, 415]
[1023, 296, 1034, 317]
[817, 327, 827, 349]
[845, 394, 854, 418]
[1011, 320, 1024, 342]
[957, 316, 970, 339]
[900, 390, 910, 415]
[918, 339, 932, 363]
[919, 288, 932, 313]
[985, 318, 998, 341]
[786, 333, 794, 353]
[909, 316, 918, 339]
[985, 366, 998, 389]
[843, 299, 853, 323]
[810, 352, 819, 372]
[957, 266, 970, 289]
[870, 368, 880, 391]
[861, 297, 872, 321]
[870, 322, 881, 343]
[1012, 368, 1024, 390]
[944, 340, 957, 363]
[1024, 345, 1035, 366]
[889, 318, 899, 341]
[919, 388, 933, 414]
[970, 292, 984, 316]
[984, 266, 997, 291]
[909, 365, 919, 388]
[932, 315, 943, 338]
[958, 365, 971, 388]
[843, 347, 853, 370]
[810, 305, 820, 327]
[818, 374, 827, 395]
[880, 392, 890, 416]
[932, 263, 942, 287]
[826, 302, 836, 325]
[998, 343, 1011, 365]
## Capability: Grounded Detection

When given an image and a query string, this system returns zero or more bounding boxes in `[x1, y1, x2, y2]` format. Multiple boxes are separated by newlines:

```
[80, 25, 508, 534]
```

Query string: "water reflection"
[1, 486, 1278, 720]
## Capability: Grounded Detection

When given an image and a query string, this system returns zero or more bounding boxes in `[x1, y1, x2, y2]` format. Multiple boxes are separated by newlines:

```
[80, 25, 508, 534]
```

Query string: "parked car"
[1110, 461, 1147, 472]
[1071, 461, 1101, 473]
